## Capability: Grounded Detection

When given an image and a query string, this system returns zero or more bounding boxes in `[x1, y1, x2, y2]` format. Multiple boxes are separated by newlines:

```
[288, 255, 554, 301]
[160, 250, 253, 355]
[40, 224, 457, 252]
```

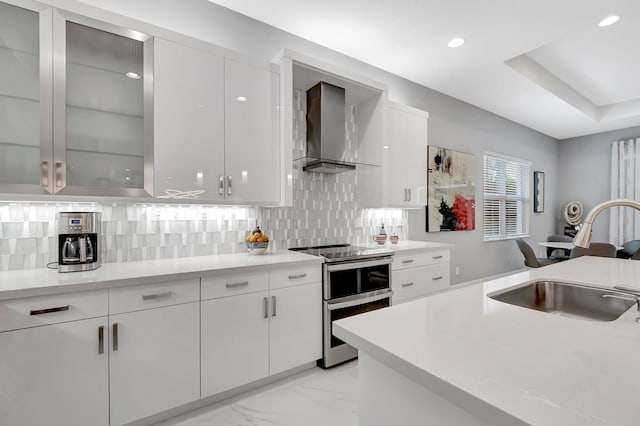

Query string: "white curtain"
[609, 138, 640, 246]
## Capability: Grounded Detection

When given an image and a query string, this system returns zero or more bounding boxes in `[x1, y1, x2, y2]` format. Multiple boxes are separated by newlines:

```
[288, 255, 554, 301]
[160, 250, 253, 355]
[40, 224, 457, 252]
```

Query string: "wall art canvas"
[426, 146, 476, 232]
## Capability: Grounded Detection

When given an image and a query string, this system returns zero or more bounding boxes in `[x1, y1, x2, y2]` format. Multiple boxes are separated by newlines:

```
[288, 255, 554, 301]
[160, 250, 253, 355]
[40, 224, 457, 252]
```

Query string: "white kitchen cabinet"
[392, 249, 450, 304]
[0, 289, 109, 426]
[153, 39, 280, 204]
[108, 284, 200, 426]
[201, 290, 270, 397]
[383, 102, 429, 208]
[224, 58, 280, 204]
[269, 281, 322, 375]
[201, 265, 321, 397]
[154, 38, 225, 199]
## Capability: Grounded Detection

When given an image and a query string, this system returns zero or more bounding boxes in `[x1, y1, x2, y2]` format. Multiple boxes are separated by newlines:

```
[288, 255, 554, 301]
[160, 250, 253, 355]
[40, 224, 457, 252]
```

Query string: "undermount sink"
[488, 281, 636, 321]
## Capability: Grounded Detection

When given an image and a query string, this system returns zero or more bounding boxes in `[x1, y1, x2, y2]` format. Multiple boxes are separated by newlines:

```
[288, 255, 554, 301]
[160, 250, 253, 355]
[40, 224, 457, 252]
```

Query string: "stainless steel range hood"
[304, 82, 355, 173]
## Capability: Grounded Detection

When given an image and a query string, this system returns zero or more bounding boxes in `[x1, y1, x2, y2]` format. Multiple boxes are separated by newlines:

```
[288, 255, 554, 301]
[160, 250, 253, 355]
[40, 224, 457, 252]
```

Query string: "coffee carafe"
[58, 212, 101, 272]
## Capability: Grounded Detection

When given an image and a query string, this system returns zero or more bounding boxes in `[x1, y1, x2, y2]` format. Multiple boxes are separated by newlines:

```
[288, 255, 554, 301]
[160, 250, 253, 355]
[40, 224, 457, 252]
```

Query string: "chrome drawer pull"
[218, 175, 224, 195]
[41, 161, 49, 188]
[263, 297, 268, 319]
[272, 295, 277, 317]
[142, 291, 172, 300]
[401, 259, 414, 264]
[112, 323, 119, 351]
[226, 281, 249, 289]
[30, 305, 70, 315]
[432, 255, 443, 260]
[401, 282, 414, 287]
[432, 276, 444, 281]
[98, 326, 104, 355]
[288, 273, 307, 279]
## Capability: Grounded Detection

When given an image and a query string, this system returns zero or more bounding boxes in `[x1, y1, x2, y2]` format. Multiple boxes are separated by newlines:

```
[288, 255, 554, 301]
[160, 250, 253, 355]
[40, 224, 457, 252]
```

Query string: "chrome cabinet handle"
[227, 175, 232, 195]
[407, 188, 411, 201]
[432, 255, 443, 260]
[113, 323, 119, 351]
[219, 175, 224, 195]
[432, 276, 444, 281]
[288, 273, 307, 279]
[403, 188, 408, 201]
[263, 297, 268, 319]
[271, 295, 276, 317]
[30, 305, 70, 315]
[142, 291, 172, 300]
[55, 161, 63, 188]
[41, 161, 49, 188]
[401, 282, 414, 287]
[98, 326, 104, 354]
[401, 259, 414, 264]
[226, 281, 249, 289]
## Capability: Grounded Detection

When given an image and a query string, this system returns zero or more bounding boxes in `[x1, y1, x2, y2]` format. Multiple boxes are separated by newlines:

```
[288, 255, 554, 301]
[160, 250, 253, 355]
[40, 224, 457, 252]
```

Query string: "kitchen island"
[333, 256, 640, 426]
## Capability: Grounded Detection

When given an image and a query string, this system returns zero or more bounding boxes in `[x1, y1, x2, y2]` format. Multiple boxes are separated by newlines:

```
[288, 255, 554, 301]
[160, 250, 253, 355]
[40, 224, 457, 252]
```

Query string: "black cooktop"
[289, 244, 393, 262]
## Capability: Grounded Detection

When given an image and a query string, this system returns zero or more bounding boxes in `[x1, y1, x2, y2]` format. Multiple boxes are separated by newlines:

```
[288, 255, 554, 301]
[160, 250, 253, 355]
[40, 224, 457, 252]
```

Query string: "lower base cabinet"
[201, 281, 322, 397]
[201, 291, 270, 397]
[109, 302, 200, 426]
[0, 317, 109, 426]
[269, 282, 322, 375]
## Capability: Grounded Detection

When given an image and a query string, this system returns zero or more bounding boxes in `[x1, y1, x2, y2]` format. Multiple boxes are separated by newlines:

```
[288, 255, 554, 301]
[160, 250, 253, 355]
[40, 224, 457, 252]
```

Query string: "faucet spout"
[573, 198, 640, 248]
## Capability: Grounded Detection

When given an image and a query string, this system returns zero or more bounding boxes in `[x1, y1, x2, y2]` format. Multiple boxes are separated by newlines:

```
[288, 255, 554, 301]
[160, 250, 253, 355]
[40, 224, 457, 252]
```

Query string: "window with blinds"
[483, 153, 531, 241]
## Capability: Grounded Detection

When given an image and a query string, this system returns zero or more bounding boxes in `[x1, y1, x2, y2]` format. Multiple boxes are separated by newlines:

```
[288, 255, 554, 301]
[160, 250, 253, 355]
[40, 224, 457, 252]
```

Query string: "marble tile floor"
[154, 361, 358, 426]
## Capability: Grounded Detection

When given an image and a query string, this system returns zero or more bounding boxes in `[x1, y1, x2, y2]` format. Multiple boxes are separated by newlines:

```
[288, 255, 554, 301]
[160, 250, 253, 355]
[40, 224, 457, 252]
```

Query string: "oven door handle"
[326, 257, 392, 272]
[327, 290, 393, 311]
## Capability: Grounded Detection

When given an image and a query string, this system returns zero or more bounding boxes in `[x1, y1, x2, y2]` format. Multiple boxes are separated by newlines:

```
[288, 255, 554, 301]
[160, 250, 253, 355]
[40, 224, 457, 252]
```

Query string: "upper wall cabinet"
[223, 58, 280, 204]
[385, 102, 429, 208]
[154, 39, 280, 204]
[154, 38, 224, 200]
[0, 0, 52, 194]
[0, 1, 153, 197]
[52, 11, 153, 196]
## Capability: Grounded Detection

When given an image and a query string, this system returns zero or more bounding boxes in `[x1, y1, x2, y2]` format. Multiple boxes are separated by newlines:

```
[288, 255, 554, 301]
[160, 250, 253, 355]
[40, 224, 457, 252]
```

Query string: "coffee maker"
[58, 212, 101, 273]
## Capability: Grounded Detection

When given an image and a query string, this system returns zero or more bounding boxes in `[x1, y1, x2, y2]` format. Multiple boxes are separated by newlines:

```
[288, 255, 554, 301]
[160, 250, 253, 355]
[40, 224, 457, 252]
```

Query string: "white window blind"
[483, 153, 531, 241]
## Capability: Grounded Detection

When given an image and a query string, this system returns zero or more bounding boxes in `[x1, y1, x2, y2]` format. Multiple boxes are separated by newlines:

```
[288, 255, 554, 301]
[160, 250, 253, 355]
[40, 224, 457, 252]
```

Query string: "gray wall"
[558, 126, 640, 242]
[54, 0, 559, 283]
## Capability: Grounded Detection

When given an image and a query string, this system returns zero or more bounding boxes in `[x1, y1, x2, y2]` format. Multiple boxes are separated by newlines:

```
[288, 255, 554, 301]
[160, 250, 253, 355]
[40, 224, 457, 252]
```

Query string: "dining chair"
[616, 240, 640, 259]
[546, 234, 573, 259]
[569, 243, 617, 259]
[515, 239, 559, 268]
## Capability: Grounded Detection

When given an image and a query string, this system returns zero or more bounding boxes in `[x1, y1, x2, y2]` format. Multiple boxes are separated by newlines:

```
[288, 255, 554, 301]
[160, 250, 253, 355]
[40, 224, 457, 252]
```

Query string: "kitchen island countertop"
[334, 256, 640, 425]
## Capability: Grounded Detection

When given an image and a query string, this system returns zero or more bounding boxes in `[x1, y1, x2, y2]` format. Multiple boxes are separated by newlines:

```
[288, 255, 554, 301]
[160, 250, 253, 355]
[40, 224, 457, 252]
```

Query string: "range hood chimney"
[304, 82, 355, 173]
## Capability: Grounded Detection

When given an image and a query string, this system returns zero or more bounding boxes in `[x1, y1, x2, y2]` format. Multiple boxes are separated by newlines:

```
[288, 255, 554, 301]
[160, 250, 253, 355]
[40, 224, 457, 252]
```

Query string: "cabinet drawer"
[0, 289, 108, 332]
[109, 279, 199, 315]
[392, 263, 450, 304]
[392, 249, 450, 270]
[269, 264, 322, 290]
[201, 271, 269, 300]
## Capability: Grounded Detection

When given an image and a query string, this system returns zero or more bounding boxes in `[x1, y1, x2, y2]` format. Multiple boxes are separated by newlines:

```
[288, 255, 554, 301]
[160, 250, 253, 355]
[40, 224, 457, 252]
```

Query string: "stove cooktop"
[289, 244, 393, 262]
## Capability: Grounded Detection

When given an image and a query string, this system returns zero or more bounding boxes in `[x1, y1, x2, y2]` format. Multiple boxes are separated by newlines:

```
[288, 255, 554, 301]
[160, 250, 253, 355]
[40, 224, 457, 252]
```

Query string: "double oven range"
[290, 244, 394, 368]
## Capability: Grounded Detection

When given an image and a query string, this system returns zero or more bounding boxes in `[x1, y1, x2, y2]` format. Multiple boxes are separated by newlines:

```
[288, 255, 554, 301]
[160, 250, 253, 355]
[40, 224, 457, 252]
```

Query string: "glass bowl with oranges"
[245, 226, 270, 255]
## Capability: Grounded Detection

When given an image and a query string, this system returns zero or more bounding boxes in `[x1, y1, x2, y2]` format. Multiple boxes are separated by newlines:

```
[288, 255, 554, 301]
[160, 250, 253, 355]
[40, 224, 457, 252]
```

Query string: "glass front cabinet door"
[0, 1, 153, 196]
[0, 0, 52, 194]
[52, 11, 153, 196]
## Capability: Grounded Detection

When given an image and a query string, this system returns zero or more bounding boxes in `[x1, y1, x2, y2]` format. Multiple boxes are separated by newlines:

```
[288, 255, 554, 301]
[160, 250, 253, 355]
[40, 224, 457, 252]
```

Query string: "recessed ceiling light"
[598, 15, 620, 27]
[125, 72, 141, 79]
[448, 37, 465, 48]
[236, 96, 247, 102]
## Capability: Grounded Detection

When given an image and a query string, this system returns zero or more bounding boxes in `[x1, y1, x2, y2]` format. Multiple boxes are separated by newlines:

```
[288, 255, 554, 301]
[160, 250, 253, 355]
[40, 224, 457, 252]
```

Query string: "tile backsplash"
[0, 90, 407, 271]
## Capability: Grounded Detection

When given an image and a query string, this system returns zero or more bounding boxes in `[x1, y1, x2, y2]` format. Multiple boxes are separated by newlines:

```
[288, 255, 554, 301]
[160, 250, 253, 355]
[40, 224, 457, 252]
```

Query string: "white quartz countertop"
[360, 240, 454, 253]
[334, 256, 640, 426]
[0, 250, 323, 300]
